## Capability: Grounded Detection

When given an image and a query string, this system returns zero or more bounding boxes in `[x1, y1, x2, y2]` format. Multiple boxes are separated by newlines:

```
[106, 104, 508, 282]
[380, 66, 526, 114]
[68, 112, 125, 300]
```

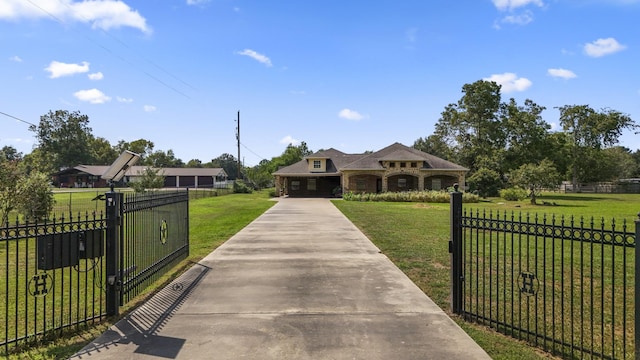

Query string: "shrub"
[468, 167, 502, 197]
[233, 180, 253, 194]
[342, 190, 479, 203]
[500, 187, 528, 201]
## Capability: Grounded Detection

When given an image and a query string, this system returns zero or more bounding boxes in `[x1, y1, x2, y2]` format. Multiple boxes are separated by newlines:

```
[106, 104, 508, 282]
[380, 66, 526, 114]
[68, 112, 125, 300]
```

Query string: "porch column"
[342, 173, 350, 192]
[418, 175, 425, 191]
[275, 176, 282, 196]
[381, 176, 388, 192]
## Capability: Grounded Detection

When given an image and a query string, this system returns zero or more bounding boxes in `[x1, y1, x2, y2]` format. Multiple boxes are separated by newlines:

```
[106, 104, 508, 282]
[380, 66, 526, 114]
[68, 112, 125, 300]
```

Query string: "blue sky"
[1, 0, 639, 166]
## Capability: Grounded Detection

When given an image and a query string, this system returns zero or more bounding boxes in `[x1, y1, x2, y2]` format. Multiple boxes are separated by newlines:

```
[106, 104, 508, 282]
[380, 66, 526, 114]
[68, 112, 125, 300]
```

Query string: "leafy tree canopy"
[29, 110, 94, 172]
[508, 159, 560, 204]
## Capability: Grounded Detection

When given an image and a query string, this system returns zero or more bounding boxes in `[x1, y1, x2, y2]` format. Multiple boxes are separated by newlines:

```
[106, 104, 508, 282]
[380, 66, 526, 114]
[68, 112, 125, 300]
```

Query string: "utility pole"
[235, 111, 241, 180]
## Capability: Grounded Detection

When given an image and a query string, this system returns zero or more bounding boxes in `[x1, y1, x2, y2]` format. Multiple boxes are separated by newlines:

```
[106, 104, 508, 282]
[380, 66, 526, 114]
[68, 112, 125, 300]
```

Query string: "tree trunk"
[529, 188, 537, 205]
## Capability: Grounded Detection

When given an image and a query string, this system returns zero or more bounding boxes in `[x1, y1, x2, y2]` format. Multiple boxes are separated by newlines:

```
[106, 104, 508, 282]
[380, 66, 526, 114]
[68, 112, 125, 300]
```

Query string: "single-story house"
[52, 165, 228, 189]
[273, 142, 468, 197]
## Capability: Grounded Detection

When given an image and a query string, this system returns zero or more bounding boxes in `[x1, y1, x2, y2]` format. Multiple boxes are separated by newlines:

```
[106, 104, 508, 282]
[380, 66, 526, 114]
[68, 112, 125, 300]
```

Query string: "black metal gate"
[449, 192, 639, 359]
[105, 190, 189, 314]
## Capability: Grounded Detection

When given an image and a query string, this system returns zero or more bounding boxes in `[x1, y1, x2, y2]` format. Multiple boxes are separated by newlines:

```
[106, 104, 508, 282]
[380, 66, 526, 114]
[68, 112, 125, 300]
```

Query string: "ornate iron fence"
[450, 192, 639, 359]
[1, 189, 190, 355]
[1, 213, 107, 354]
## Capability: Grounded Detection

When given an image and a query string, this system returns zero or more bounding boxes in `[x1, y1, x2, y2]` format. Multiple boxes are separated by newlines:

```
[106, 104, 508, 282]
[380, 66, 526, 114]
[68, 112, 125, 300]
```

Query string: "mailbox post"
[105, 189, 121, 316]
[101, 150, 140, 316]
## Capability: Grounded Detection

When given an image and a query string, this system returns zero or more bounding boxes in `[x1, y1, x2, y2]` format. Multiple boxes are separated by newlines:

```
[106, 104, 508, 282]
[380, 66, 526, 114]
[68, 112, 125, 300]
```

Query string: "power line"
[240, 142, 267, 163]
[25, 0, 192, 99]
[0, 111, 37, 127]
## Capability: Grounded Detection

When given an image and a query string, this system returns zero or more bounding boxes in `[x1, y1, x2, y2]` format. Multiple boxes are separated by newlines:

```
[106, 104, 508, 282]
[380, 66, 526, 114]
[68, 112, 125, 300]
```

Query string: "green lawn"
[10, 191, 639, 359]
[332, 192, 640, 360]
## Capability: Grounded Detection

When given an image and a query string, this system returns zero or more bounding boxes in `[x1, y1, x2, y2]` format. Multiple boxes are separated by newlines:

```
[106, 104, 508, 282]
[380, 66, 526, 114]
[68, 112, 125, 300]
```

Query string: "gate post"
[105, 190, 122, 316]
[635, 212, 640, 360]
[449, 185, 463, 315]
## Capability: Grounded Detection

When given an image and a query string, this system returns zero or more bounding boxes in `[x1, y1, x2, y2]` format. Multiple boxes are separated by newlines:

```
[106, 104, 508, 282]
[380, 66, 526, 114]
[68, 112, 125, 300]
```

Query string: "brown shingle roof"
[273, 142, 467, 176]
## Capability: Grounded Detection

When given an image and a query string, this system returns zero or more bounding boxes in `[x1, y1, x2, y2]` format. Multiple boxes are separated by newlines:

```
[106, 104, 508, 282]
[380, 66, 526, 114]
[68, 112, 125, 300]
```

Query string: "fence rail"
[120, 190, 190, 304]
[1, 213, 107, 355]
[1, 189, 191, 356]
[450, 192, 639, 359]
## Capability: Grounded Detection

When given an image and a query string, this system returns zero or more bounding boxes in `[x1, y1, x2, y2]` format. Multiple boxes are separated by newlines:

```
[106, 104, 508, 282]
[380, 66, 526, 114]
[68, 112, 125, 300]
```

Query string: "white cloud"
[492, 0, 543, 27]
[338, 108, 368, 121]
[88, 72, 103, 80]
[236, 49, 272, 67]
[0, 0, 150, 33]
[186, 0, 211, 5]
[117, 96, 133, 103]
[548, 68, 577, 79]
[73, 88, 111, 104]
[483, 73, 532, 93]
[143, 105, 156, 112]
[501, 11, 534, 25]
[584, 37, 626, 57]
[9, 55, 22, 62]
[280, 135, 300, 146]
[45, 61, 89, 78]
[492, 0, 544, 11]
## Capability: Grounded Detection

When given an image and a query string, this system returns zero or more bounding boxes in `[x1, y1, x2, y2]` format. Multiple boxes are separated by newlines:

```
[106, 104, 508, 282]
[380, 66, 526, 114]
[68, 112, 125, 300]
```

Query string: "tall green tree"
[593, 146, 637, 181]
[29, 110, 94, 171]
[146, 149, 184, 167]
[0, 160, 20, 224]
[245, 159, 274, 189]
[115, 139, 155, 162]
[276, 142, 312, 167]
[632, 150, 640, 177]
[1, 146, 22, 162]
[434, 80, 504, 172]
[412, 134, 452, 160]
[89, 137, 118, 165]
[500, 98, 550, 172]
[18, 148, 53, 175]
[185, 159, 203, 168]
[209, 153, 240, 180]
[558, 105, 637, 188]
[245, 142, 313, 188]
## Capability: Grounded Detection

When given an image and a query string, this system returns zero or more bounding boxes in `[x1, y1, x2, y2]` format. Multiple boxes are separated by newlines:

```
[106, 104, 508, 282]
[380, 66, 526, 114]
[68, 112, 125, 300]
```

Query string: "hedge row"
[342, 190, 479, 203]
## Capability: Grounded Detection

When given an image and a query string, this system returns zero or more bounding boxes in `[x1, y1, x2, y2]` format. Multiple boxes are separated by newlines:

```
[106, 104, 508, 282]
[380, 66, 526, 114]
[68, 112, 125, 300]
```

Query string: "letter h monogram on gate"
[520, 272, 536, 296]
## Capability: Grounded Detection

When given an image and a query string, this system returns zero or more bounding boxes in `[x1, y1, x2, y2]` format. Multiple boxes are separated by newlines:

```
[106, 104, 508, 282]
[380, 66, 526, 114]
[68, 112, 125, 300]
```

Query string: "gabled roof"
[54, 165, 227, 177]
[341, 142, 467, 171]
[273, 148, 365, 176]
[273, 142, 468, 176]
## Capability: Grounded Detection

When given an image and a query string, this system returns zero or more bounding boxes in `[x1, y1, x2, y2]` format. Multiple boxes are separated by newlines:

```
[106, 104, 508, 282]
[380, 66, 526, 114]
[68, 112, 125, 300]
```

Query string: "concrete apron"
[71, 198, 490, 360]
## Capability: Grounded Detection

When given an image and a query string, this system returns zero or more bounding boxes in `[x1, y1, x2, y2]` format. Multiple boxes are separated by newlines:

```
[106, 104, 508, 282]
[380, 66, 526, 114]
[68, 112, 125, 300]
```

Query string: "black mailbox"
[37, 229, 104, 270]
[78, 229, 104, 259]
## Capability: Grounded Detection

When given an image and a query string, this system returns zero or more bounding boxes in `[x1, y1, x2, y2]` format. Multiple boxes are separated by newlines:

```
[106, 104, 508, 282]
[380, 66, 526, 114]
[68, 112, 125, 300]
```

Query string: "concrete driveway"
[70, 198, 490, 359]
